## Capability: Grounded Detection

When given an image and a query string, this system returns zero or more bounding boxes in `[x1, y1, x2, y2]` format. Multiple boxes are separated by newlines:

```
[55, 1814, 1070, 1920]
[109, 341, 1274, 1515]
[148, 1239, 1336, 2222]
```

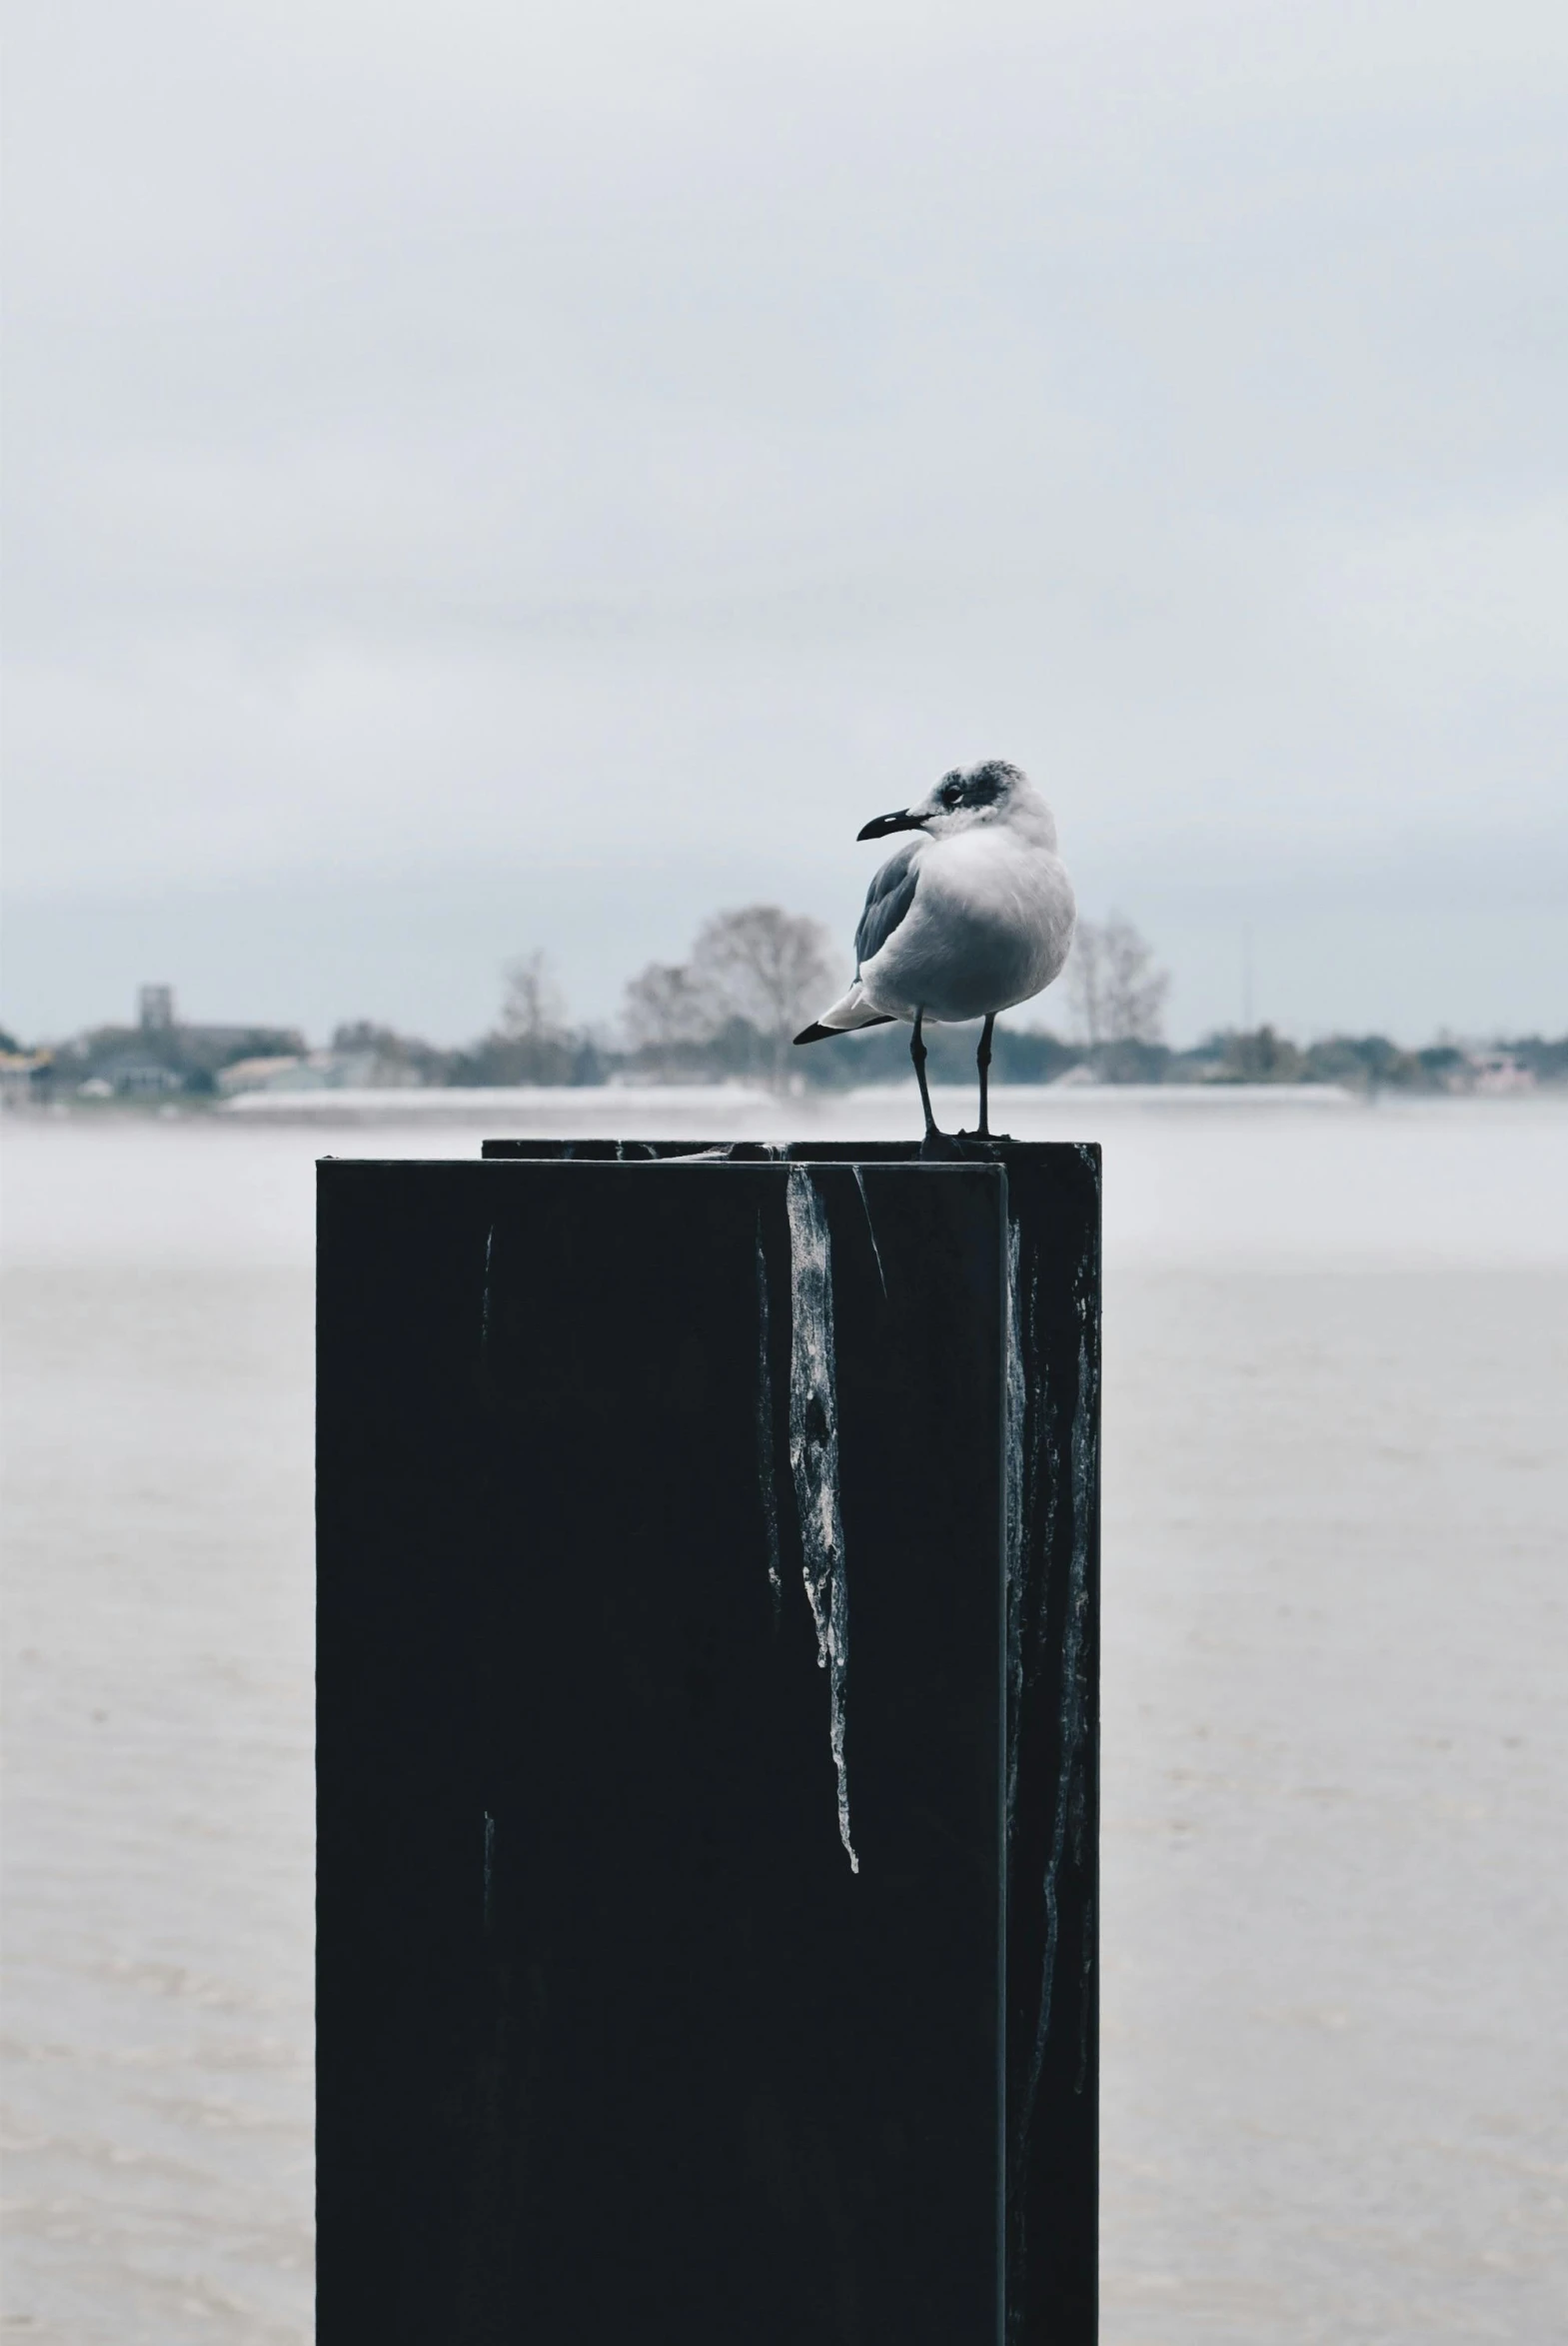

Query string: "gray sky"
[4, 0, 1565, 1046]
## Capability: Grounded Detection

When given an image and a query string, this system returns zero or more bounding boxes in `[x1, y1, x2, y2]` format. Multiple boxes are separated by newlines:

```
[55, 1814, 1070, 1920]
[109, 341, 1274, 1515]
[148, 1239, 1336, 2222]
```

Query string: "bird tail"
[793, 985, 895, 1046]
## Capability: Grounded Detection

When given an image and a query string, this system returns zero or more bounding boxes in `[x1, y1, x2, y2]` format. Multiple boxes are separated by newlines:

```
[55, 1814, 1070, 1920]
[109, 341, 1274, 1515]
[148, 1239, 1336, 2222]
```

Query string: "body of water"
[3, 1093, 1565, 2341]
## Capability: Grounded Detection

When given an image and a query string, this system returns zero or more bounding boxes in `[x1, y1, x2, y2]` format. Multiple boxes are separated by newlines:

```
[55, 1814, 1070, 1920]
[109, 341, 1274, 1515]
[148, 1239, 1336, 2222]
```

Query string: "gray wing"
[853, 839, 921, 973]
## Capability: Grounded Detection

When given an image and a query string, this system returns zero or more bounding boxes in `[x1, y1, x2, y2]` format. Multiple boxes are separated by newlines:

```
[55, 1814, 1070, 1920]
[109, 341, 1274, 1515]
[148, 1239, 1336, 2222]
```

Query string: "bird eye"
[941, 782, 962, 808]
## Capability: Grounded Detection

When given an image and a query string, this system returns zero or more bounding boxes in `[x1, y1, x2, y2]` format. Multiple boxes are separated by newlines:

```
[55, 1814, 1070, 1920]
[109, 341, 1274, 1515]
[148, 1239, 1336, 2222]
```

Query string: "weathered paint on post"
[317, 1141, 1098, 2342]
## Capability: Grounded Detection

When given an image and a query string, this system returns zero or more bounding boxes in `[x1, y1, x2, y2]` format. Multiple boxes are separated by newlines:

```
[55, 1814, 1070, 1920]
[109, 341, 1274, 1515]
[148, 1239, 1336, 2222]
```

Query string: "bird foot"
[918, 1129, 964, 1161]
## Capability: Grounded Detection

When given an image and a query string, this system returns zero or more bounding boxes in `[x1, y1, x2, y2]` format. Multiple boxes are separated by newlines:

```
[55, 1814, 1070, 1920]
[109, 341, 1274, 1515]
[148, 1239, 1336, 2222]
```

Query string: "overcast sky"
[4, 0, 1565, 1045]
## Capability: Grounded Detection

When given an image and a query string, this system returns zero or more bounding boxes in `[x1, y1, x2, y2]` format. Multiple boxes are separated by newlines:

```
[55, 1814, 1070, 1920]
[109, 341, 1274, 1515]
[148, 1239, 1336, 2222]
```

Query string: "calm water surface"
[3, 1096, 1565, 2341]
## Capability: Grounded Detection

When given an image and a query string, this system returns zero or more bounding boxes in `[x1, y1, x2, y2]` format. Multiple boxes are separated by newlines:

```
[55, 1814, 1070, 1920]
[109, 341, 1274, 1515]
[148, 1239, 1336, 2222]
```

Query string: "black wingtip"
[794, 1016, 896, 1046]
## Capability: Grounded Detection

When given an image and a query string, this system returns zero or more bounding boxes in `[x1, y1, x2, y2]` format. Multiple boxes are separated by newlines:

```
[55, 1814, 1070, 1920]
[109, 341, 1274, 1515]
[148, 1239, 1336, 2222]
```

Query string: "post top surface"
[474, 1136, 1100, 1164]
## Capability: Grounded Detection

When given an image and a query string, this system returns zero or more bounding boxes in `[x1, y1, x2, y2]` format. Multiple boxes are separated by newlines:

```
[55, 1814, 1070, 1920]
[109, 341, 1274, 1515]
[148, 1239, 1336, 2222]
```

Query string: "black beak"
[856, 808, 927, 842]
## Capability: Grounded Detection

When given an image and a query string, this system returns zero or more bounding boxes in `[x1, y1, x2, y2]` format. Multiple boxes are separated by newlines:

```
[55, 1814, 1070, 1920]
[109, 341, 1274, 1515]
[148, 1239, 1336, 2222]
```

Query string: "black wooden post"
[317, 1141, 1098, 2343]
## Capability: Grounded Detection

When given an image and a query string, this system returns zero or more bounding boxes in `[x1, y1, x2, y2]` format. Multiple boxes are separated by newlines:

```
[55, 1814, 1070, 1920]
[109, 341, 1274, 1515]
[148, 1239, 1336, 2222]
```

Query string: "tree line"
[15, 904, 1565, 1096]
[315, 909, 1560, 1095]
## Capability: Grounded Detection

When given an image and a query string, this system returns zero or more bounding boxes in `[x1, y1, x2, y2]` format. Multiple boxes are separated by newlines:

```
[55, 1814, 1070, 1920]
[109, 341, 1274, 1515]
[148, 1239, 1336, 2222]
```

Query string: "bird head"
[857, 760, 1048, 844]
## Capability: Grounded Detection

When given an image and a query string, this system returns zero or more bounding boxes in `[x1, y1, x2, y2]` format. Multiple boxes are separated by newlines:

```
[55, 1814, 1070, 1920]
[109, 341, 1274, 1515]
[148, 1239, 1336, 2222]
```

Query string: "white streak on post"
[785, 1169, 859, 1874]
[852, 1165, 887, 1298]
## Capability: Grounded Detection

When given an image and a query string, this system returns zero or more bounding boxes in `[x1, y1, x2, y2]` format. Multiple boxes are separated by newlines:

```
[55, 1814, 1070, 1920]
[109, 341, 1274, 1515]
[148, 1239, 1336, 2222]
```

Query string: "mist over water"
[3, 1097, 1565, 2341]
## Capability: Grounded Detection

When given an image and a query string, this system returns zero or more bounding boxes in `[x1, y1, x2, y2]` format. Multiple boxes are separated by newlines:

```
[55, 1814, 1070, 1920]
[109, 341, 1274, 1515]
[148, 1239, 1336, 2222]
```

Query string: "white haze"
[3, 0, 1566, 1043]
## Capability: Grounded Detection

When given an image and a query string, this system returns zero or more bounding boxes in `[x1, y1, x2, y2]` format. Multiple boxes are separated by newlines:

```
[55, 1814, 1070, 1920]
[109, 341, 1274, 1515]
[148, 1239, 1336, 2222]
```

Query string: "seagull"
[793, 760, 1076, 1142]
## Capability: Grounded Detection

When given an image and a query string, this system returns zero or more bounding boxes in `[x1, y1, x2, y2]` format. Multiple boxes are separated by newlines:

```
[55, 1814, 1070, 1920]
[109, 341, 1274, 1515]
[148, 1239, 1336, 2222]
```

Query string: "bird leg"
[910, 1010, 937, 1140]
[975, 1013, 995, 1139]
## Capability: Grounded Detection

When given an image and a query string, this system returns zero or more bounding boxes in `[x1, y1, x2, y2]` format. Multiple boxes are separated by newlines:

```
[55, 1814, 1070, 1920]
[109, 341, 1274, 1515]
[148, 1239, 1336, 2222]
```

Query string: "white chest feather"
[861, 825, 1075, 1023]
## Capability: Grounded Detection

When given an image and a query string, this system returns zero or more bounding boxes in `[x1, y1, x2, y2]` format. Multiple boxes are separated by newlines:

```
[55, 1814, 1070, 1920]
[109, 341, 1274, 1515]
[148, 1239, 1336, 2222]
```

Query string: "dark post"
[317, 1140, 1098, 2342]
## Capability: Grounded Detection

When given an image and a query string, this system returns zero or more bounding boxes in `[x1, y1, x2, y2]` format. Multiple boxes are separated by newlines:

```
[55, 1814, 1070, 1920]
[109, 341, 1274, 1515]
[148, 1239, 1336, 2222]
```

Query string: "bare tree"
[623, 961, 712, 1055]
[692, 905, 836, 1089]
[1101, 914, 1169, 1043]
[1068, 914, 1168, 1049]
[1068, 924, 1105, 1050]
[501, 952, 566, 1044]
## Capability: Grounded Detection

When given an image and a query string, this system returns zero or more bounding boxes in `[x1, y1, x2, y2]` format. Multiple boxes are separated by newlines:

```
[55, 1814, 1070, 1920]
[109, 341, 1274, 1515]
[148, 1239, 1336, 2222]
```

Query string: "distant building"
[130, 985, 303, 1066]
[1468, 1051, 1536, 1096]
[0, 1050, 52, 1104]
[99, 1058, 185, 1097]
[39, 992, 310, 1102]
